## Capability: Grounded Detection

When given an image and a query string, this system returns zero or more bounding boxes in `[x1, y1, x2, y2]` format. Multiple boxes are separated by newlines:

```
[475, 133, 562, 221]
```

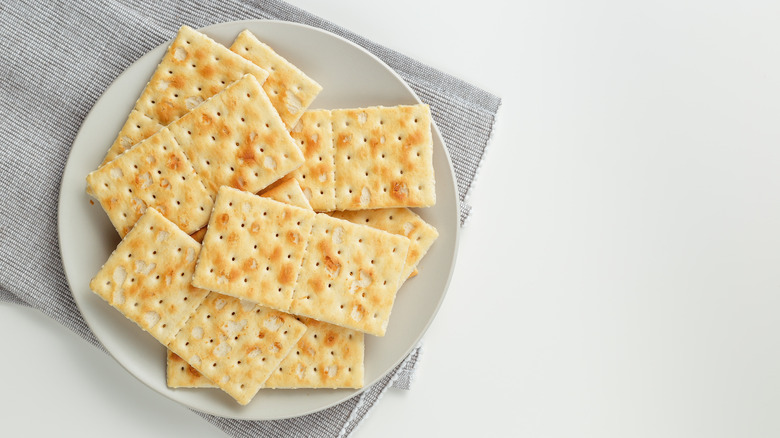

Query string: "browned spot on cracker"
[231, 172, 248, 190]
[324, 255, 340, 274]
[308, 277, 324, 293]
[156, 99, 177, 124]
[187, 364, 201, 377]
[167, 154, 182, 171]
[336, 132, 352, 147]
[324, 332, 336, 346]
[217, 213, 230, 228]
[270, 246, 282, 263]
[390, 181, 408, 201]
[404, 127, 423, 148]
[279, 263, 294, 285]
[243, 257, 257, 271]
[200, 64, 214, 79]
[238, 145, 255, 162]
[229, 268, 240, 283]
[169, 75, 185, 90]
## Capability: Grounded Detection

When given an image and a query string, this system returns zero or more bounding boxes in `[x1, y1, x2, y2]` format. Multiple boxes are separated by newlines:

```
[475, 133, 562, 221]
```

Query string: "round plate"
[58, 20, 459, 420]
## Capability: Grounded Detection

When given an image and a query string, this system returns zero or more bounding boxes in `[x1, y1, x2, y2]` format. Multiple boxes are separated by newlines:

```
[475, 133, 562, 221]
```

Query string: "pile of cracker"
[86, 26, 439, 406]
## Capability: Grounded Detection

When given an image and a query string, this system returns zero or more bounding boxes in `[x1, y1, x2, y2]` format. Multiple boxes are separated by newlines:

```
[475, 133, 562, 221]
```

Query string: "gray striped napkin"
[0, 1, 500, 436]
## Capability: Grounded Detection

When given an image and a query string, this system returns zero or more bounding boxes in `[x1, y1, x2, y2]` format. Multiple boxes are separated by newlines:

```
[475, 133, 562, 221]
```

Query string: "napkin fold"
[0, 0, 500, 436]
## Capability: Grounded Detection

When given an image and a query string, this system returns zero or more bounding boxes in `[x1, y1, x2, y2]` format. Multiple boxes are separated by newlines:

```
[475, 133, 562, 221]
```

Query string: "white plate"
[58, 20, 459, 420]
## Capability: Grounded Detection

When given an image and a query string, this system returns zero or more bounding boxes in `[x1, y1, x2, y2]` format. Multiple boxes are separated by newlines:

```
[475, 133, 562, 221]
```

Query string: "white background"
[3, 0, 780, 436]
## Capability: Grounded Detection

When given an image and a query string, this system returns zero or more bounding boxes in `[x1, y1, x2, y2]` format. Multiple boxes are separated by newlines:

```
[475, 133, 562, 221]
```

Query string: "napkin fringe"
[462, 99, 503, 227]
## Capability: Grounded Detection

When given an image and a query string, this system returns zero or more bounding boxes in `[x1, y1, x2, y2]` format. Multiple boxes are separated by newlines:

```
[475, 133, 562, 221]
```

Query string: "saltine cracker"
[89, 208, 209, 345]
[231, 30, 322, 129]
[330, 208, 438, 283]
[167, 74, 305, 197]
[167, 293, 307, 405]
[290, 214, 411, 336]
[192, 187, 316, 311]
[86, 128, 213, 237]
[332, 104, 435, 210]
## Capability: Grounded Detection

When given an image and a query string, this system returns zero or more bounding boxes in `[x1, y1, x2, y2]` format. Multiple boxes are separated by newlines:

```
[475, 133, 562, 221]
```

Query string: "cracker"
[167, 317, 364, 389]
[231, 30, 322, 130]
[260, 178, 312, 210]
[167, 350, 215, 388]
[167, 74, 305, 197]
[266, 317, 364, 388]
[330, 208, 438, 283]
[102, 25, 269, 164]
[89, 208, 209, 345]
[192, 187, 316, 311]
[168, 293, 307, 405]
[331, 104, 435, 210]
[289, 214, 410, 336]
[288, 109, 336, 212]
[86, 128, 213, 237]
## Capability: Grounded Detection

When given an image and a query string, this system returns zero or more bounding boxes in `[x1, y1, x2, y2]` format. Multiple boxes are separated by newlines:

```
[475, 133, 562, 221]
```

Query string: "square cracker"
[289, 109, 336, 212]
[86, 128, 213, 237]
[168, 293, 307, 405]
[331, 104, 435, 210]
[167, 74, 305, 197]
[167, 317, 364, 389]
[266, 317, 364, 388]
[289, 214, 411, 336]
[89, 208, 209, 345]
[192, 187, 316, 312]
[102, 25, 269, 164]
[230, 30, 322, 130]
[330, 208, 438, 284]
[260, 178, 312, 210]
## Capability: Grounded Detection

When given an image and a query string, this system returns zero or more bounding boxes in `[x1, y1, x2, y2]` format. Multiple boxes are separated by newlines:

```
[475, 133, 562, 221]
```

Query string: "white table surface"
[4, 1, 780, 436]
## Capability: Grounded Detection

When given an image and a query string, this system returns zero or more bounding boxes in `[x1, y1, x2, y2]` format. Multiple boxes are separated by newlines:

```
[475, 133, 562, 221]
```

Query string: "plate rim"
[57, 18, 460, 420]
